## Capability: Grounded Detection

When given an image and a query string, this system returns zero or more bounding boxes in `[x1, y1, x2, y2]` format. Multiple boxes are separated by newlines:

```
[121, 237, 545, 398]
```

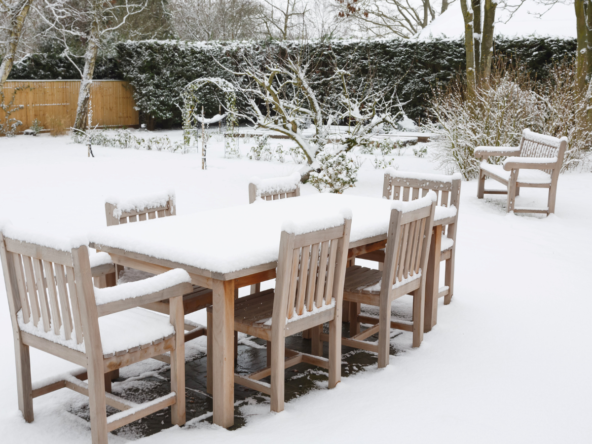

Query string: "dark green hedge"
[7, 37, 576, 127]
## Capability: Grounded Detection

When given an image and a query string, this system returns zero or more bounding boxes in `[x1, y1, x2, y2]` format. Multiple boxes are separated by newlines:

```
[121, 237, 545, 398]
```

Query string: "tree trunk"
[441, 0, 449, 14]
[460, 0, 476, 97]
[575, 0, 587, 93]
[480, 0, 496, 83]
[586, 0, 592, 122]
[73, 29, 99, 131]
[473, 0, 481, 82]
[0, 0, 34, 85]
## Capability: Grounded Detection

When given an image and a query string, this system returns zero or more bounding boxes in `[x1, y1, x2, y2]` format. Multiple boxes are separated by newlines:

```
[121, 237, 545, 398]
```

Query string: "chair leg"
[515, 186, 520, 196]
[206, 309, 213, 395]
[444, 247, 455, 305]
[15, 339, 34, 423]
[477, 169, 486, 199]
[266, 341, 271, 368]
[105, 271, 117, 288]
[412, 288, 425, 348]
[507, 171, 518, 213]
[170, 297, 186, 426]
[377, 294, 392, 368]
[311, 325, 322, 356]
[349, 302, 360, 336]
[87, 368, 108, 444]
[328, 316, 342, 388]
[270, 335, 285, 413]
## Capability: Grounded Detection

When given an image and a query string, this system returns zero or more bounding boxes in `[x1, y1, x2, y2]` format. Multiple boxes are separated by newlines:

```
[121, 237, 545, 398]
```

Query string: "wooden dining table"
[88, 193, 456, 428]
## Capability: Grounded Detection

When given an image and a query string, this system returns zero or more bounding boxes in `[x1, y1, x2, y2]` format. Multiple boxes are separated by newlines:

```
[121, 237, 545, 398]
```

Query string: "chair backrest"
[381, 194, 436, 292]
[271, 213, 351, 330]
[383, 169, 461, 210]
[249, 173, 301, 203]
[0, 229, 98, 353]
[519, 129, 567, 173]
[105, 192, 176, 226]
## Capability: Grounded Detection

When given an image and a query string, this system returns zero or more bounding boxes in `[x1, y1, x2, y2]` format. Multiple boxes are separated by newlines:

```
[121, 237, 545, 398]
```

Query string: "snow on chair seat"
[479, 162, 552, 184]
[0, 226, 192, 443]
[475, 129, 568, 215]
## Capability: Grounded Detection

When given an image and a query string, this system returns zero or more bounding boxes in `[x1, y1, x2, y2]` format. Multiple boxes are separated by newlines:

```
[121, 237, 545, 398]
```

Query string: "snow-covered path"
[0, 134, 590, 443]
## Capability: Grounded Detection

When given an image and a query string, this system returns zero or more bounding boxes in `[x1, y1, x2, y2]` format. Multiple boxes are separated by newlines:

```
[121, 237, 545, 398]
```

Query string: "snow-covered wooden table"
[89, 194, 455, 428]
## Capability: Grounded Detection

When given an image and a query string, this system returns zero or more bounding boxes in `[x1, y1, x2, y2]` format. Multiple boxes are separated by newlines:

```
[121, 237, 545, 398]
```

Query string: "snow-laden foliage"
[308, 149, 363, 193]
[428, 60, 591, 180]
[71, 129, 186, 152]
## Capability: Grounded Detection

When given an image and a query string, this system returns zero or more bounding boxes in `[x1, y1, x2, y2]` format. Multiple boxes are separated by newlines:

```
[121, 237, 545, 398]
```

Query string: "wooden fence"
[1, 80, 139, 134]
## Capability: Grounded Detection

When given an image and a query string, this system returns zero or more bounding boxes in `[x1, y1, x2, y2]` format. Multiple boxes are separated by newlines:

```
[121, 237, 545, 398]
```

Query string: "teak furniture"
[207, 215, 351, 412]
[475, 129, 568, 215]
[0, 229, 191, 444]
[342, 194, 435, 367]
[88, 194, 454, 428]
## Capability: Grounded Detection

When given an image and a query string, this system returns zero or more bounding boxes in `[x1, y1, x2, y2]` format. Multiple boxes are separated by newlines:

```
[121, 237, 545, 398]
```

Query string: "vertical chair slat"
[33, 259, 51, 332]
[43, 261, 62, 335]
[55, 264, 73, 341]
[415, 218, 427, 274]
[157, 209, 165, 217]
[315, 241, 329, 308]
[286, 249, 300, 319]
[402, 187, 410, 202]
[66, 266, 84, 344]
[409, 220, 420, 277]
[393, 185, 400, 200]
[139, 213, 147, 221]
[412, 188, 419, 200]
[324, 240, 338, 305]
[421, 188, 428, 197]
[119, 217, 128, 224]
[306, 243, 319, 311]
[22, 256, 40, 326]
[13, 253, 30, 324]
[404, 222, 416, 279]
[397, 224, 410, 282]
[441, 190, 449, 207]
[148, 211, 156, 219]
[129, 215, 137, 223]
[295, 246, 310, 316]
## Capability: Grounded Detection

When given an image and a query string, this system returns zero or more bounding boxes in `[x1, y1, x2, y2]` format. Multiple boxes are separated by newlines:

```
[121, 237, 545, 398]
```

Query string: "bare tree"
[169, 0, 262, 41]
[258, 0, 310, 40]
[39, 0, 146, 130]
[0, 0, 35, 84]
[334, 0, 446, 38]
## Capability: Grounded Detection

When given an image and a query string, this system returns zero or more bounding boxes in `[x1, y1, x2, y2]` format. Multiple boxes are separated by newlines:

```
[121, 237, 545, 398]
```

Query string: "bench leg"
[311, 325, 322, 356]
[412, 288, 425, 348]
[507, 170, 518, 213]
[548, 183, 558, 215]
[270, 333, 285, 412]
[328, 315, 342, 388]
[206, 309, 213, 395]
[444, 246, 455, 305]
[15, 339, 34, 423]
[377, 293, 392, 369]
[477, 169, 486, 199]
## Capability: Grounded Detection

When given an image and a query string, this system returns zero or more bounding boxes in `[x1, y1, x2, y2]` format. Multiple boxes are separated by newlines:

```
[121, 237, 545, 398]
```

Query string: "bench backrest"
[519, 129, 567, 173]
[382, 196, 436, 291]
[0, 231, 99, 354]
[383, 169, 461, 209]
[272, 216, 351, 329]
[249, 173, 301, 203]
[105, 193, 176, 226]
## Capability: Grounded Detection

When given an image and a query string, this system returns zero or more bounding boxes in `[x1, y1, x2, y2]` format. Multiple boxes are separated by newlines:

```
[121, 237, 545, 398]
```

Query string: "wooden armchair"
[341, 193, 436, 368]
[475, 129, 568, 215]
[100, 193, 211, 344]
[0, 227, 191, 444]
[207, 211, 351, 413]
[248, 173, 301, 295]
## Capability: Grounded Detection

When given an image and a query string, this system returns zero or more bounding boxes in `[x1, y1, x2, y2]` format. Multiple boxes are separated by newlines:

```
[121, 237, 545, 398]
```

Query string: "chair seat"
[18, 308, 175, 357]
[480, 162, 552, 185]
[208, 290, 275, 337]
[344, 265, 423, 295]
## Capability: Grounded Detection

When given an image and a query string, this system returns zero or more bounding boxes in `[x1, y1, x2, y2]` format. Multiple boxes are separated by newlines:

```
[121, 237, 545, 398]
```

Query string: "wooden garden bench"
[0, 227, 191, 444]
[206, 211, 351, 412]
[475, 129, 568, 214]
[340, 193, 436, 367]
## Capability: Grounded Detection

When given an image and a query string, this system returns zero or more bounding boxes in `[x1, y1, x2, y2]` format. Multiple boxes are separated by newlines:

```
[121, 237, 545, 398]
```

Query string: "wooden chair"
[207, 212, 351, 412]
[100, 193, 211, 344]
[475, 129, 568, 215]
[248, 172, 301, 295]
[341, 193, 436, 368]
[0, 228, 191, 444]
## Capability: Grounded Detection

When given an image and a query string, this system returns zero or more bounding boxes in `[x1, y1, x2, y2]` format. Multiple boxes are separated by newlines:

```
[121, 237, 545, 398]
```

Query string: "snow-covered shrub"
[275, 144, 286, 163]
[72, 129, 186, 152]
[289, 146, 307, 164]
[413, 146, 428, 158]
[247, 135, 269, 161]
[28, 119, 44, 135]
[372, 156, 397, 170]
[309, 150, 362, 194]
[0, 87, 26, 137]
[428, 60, 589, 180]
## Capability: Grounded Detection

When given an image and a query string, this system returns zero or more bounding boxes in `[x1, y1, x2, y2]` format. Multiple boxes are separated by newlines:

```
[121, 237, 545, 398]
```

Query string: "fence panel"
[1, 80, 139, 134]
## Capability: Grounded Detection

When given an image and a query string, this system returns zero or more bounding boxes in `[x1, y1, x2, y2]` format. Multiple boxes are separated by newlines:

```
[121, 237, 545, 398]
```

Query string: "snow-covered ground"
[0, 132, 590, 443]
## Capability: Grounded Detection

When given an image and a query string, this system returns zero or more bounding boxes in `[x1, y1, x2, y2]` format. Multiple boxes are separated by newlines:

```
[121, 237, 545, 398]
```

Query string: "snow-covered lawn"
[0, 133, 590, 443]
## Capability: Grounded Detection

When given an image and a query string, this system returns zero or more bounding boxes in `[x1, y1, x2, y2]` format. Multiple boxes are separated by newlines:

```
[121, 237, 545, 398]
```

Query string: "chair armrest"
[95, 269, 193, 317]
[503, 157, 558, 171]
[474, 146, 521, 160]
[90, 252, 115, 277]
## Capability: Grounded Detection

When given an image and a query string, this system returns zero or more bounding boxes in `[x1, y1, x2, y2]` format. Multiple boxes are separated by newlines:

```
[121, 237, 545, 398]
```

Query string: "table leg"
[212, 279, 235, 428]
[424, 225, 442, 333]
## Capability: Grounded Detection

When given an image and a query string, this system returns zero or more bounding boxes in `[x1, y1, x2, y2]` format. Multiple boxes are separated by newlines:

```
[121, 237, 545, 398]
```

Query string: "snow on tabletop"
[18, 307, 175, 355]
[89, 194, 452, 275]
[364, 270, 422, 293]
[106, 191, 175, 219]
[385, 168, 462, 183]
[504, 156, 558, 165]
[250, 172, 301, 197]
[282, 208, 351, 235]
[88, 251, 113, 268]
[94, 268, 191, 306]
[263, 299, 335, 326]
[391, 191, 437, 212]
[0, 220, 87, 252]
[523, 129, 567, 147]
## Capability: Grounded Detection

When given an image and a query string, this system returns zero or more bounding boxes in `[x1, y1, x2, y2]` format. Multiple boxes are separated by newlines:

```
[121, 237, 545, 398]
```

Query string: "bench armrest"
[95, 269, 193, 316]
[503, 157, 559, 171]
[474, 146, 521, 160]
